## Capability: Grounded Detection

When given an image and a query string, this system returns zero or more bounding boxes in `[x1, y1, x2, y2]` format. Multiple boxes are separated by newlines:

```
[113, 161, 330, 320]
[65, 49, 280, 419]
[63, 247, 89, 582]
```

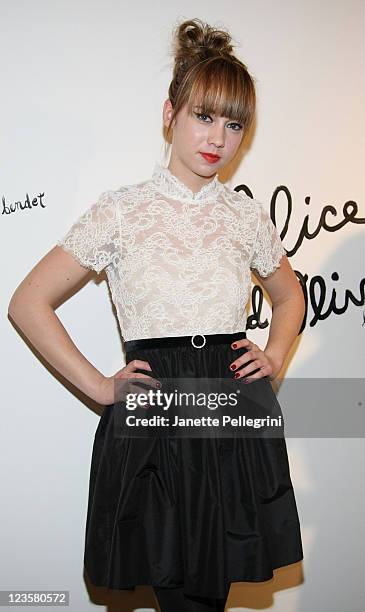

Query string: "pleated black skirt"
[83, 332, 303, 600]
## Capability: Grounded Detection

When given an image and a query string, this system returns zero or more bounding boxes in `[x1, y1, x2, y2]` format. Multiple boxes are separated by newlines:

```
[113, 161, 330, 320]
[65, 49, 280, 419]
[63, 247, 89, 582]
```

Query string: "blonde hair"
[165, 18, 256, 153]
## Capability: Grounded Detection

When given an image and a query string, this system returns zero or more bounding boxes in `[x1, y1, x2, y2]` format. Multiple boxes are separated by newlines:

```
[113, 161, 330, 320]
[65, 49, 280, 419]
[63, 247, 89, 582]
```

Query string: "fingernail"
[234, 372, 240, 378]
[230, 364, 236, 370]
[232, 343, 237, 349]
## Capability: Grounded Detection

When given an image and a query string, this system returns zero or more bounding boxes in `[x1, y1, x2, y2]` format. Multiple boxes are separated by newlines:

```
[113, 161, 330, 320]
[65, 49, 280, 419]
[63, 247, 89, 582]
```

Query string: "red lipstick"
[199, 152, 221, 164]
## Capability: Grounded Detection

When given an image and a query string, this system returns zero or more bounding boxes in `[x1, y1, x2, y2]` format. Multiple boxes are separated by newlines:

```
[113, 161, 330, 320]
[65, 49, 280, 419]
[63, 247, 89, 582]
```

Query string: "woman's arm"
[253, 255, 305, 376]
[8, 245, 112, 404]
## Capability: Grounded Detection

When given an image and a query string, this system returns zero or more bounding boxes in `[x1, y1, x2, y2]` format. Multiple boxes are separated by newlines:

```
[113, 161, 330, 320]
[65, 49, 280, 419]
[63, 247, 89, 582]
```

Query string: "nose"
[207, 123, 225, 148]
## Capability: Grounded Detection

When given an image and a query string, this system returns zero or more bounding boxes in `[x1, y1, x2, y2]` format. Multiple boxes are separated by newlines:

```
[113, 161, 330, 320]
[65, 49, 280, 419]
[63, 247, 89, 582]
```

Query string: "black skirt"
[83, 332, 303, 600]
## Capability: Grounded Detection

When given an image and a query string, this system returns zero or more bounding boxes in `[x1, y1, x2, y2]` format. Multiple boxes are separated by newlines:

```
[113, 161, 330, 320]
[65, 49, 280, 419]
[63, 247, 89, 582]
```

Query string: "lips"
[199, 152, 221, 163]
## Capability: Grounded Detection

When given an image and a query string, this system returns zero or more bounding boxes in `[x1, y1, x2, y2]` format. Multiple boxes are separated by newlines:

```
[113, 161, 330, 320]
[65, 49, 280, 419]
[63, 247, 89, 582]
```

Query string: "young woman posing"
[9, 18, 304, 612]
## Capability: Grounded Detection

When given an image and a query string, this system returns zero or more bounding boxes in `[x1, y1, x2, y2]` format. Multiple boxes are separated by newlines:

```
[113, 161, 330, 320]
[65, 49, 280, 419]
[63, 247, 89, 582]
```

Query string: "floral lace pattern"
[57, 163, 286, 341]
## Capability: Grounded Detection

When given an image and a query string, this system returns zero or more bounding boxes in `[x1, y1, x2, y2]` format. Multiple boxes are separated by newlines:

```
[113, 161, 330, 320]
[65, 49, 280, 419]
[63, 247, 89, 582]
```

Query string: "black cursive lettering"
[235, 183, 365, 331]
[2, 193, 46, 215]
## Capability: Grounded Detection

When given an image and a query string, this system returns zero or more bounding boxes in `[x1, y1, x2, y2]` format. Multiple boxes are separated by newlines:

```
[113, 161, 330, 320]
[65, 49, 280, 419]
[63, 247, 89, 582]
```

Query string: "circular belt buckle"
[191, 334, 206, 349]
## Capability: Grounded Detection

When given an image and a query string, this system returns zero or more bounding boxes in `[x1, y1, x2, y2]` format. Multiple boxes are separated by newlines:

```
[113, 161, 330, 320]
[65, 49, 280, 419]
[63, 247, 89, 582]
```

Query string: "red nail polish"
[234, 372, 240, 378]
[232, 343, 237, 349]
[230, 364, 236, 370]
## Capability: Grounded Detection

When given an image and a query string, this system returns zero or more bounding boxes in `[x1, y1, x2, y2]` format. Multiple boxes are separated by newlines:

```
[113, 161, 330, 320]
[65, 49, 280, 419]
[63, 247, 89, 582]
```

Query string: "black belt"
[124, 331, 247, 352]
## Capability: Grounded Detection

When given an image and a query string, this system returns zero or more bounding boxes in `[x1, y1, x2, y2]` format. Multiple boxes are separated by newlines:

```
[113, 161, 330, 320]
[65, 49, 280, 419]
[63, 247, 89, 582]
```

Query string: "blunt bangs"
[183, 58, 255, 127]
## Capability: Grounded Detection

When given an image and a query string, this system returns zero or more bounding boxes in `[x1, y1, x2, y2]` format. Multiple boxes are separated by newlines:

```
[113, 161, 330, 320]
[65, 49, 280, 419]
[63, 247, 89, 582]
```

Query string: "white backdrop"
[2, 1, 365, 611]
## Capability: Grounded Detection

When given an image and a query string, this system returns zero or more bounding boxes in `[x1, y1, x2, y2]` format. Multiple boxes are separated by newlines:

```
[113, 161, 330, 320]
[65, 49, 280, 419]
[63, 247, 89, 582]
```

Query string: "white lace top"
[57, 163, 286, 341]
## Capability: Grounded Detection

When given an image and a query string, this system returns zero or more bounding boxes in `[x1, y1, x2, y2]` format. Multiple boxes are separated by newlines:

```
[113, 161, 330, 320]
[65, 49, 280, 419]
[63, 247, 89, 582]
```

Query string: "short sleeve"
[250, 202, 286, 277]
[57, 190, 119, 274]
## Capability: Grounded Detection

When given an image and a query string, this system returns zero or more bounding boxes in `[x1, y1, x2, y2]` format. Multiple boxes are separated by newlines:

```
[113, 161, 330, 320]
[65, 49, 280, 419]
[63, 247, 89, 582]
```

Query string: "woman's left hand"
[229, 338, 282, 383]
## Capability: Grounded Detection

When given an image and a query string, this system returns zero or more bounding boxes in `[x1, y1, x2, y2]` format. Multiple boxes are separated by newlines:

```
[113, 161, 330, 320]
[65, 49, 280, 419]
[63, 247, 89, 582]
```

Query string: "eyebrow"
[193, 106, 219, 115]
[193, 106, 239, 121]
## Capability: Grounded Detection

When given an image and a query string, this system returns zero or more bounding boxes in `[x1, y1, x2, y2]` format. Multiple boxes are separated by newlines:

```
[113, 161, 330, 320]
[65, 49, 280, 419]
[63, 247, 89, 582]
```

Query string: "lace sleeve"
[57, 190, 119, 274]
[250, 202, 286, 277]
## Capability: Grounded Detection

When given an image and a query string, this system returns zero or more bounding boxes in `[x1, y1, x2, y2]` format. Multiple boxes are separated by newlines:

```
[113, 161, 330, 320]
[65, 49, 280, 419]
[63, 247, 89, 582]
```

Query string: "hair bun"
[172, 18, 234, 67]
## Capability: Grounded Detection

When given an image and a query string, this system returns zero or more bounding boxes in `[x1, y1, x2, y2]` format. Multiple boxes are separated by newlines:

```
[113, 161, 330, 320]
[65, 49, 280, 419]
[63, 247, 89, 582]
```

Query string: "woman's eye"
[228, 123, 243, 132]
[194, 112, 242, 132]
[194, 112, 211, 122]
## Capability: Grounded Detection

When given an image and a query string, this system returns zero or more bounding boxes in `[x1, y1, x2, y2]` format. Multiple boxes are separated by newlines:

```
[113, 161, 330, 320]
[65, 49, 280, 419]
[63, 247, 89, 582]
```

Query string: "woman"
[8, 18, 304, 612]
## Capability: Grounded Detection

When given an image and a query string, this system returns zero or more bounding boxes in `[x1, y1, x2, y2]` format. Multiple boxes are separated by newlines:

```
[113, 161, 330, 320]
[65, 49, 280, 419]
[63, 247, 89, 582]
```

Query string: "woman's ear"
[163, 98, 175, 129]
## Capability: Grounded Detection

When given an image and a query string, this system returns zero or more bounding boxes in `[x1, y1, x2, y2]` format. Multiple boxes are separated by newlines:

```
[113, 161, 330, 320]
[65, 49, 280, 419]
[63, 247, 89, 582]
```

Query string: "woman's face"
[163, 98, 244, 177]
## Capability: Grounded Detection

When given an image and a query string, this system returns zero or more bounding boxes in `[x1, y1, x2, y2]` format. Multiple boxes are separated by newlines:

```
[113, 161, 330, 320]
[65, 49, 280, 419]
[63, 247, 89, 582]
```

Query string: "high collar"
[151, 162, 224, 203]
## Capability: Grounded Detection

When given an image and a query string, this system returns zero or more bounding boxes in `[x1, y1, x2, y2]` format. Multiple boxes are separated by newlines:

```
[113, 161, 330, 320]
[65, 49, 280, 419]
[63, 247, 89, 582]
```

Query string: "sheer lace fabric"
[57, 163, 286, 341]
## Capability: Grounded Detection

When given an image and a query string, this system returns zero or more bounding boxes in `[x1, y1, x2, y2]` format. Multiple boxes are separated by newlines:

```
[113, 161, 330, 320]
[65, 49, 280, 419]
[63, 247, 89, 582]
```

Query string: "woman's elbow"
[8, 283, 49, 323]
[8, 288, 29, 322]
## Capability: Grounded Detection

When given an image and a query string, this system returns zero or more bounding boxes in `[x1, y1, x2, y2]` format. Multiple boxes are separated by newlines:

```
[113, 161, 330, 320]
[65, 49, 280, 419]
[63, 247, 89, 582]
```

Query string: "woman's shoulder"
[220, 182, 264, 221]
[110, 177, 155, 208]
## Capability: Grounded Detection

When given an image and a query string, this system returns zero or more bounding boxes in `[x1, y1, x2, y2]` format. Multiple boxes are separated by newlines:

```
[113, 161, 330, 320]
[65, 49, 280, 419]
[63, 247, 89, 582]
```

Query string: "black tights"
[153, 586, 228, 612]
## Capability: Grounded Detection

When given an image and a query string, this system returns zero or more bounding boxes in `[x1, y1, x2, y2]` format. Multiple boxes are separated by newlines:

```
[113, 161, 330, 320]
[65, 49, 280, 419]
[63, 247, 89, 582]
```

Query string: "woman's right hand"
[95, 359, 161, 405]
